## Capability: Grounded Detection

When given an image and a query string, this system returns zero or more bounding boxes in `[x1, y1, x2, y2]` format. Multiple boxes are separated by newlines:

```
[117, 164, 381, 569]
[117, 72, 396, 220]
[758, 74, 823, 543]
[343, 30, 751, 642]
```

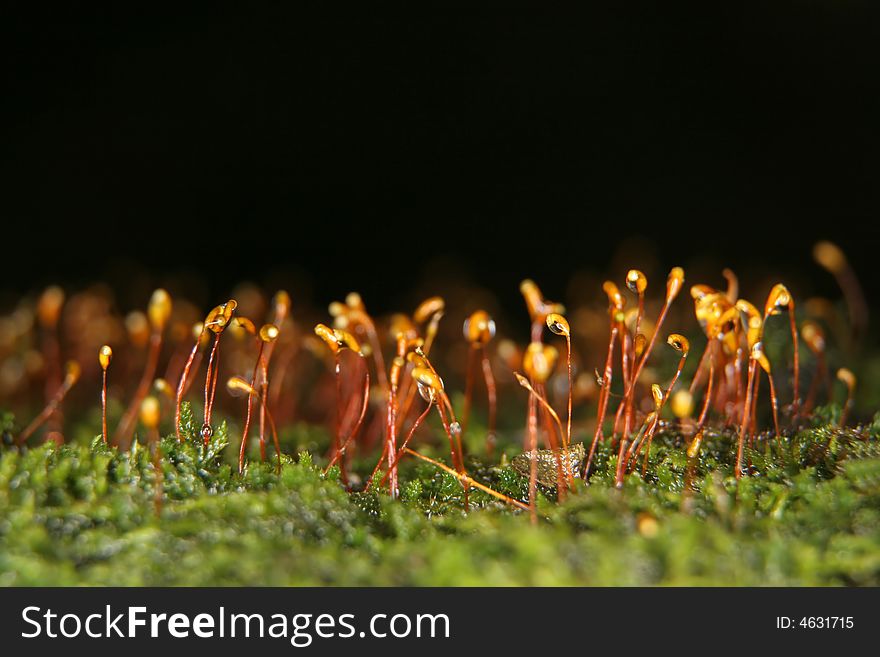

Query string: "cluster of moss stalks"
[1, 402, 879, 586]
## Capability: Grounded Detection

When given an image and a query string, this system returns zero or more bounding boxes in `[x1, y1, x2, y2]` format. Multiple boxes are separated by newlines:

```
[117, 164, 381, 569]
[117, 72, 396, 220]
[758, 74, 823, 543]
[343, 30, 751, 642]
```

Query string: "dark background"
[2, 4, 878, 315]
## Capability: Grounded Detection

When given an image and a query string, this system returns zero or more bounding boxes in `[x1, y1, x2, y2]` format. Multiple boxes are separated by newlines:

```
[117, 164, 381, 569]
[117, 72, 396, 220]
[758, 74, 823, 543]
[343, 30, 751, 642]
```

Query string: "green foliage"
[1, 410, 879, 586]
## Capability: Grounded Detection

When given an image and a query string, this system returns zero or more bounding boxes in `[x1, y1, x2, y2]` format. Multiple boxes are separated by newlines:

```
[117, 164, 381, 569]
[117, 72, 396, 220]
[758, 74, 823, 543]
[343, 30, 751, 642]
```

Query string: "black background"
[2, 4, 878, 315]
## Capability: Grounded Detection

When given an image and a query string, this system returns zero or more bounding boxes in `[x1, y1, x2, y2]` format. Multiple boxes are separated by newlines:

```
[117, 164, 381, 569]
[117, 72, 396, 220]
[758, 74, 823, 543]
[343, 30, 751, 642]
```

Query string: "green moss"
[1, 403, 879, 586]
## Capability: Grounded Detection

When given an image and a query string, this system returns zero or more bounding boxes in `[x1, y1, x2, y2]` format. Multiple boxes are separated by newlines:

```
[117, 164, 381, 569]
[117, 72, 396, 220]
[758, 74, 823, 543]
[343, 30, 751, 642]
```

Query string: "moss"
[1, 403, 879, 586]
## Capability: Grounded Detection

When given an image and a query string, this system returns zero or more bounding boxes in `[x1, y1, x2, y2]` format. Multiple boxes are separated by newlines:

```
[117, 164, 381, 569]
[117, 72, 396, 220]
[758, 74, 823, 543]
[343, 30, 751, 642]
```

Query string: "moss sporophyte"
[1, 242, 879, 585]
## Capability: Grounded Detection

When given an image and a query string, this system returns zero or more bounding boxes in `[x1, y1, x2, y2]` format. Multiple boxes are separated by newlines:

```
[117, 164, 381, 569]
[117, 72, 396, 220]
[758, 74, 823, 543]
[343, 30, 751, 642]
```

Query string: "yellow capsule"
[139, 396, 161, 430]
[545, 312, 570, 338]
[687, 430, 703, 459]
[813, 241, 847, 274]
[273, 290, 291, 319]
[334, 329, 362, 354]
[413, 296, 445, 323]
[98, 345, 113, 371]
[147, 289, 172, 332]
[801, 321, 826, 354]
[153, 378, 173, 397]
[463, 310, 496, 344]
[259, 323, 280, 343]
[37, 285, 65, 328]
[412, 366, 443, 403]
[220, 299, 237, 322]
[602, 281, 625, 312]
[523, 342, 558, 384]
[837, 368, 856, 391]
[519, 279, 544, 318]
[651, 383, 664, 410]
[226, 375, 257, 397]
[390, 313, 418, 341]
[670, 389, 694, 419]
[204, 304, 230, 334]
[412, 366, 443, 391]
[736, 299, 763, 348]
[64, 361, 81, 385]
[125, 311, 150, 348]
[314, 323, 340, 353]
[633, 334, 647, 360]
[406, 350, 429, 369]
[690, 284, 718, 301]
[764, 283, 792, 317]
[636, 513, 659, 539]
[666, 333, 689, 354]
[229, 316, 257, 340]
[345, 291, 365, 311]
[626, 269, 647, 295]
[751, 342, 771, 374]
[666, 267, 685, 301]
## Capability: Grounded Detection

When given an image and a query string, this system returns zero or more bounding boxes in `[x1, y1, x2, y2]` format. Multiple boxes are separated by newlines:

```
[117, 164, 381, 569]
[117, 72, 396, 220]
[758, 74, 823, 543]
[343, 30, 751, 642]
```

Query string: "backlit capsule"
[764, 283, 792, 317]
[813, 241, 847, 274]
[464, 310, 496, 344]
[602, 281, 625, 312]
[147, 289, 172, 332]
[413, 296, 445, 323]
[259, 324, 280, 343]
[666, 267, 685, 301]
[626, 270, 647, 295]
[37, 286, 65, 328]
[523, 342, 558, 384]
[545, 312, 570, 338]
[667, 334, 689, 354]
[139, 396, 161, 430]
[98, 345, 113, 371]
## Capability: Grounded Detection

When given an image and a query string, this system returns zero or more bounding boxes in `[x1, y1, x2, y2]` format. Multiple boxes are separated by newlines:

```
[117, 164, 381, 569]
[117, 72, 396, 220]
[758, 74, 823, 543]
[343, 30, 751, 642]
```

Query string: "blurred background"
[1, 5, 878, 316]
[1, 5, 878, 427]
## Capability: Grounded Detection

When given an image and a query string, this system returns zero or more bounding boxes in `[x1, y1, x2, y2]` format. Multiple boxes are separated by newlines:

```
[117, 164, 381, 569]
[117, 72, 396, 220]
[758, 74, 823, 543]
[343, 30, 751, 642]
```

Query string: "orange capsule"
[837, 367, 856, 391]
[602, 281, 625, 313]
[464, 310, 496, 344]
[412, 366, 443, 403]
[750, 342, 771, 374]
[413, 296, 445, 323]
[64, 361, 81, 385]
[764, 283, 792, 318]
[801, 321, 826, 354]
[229, 316, 257, 340]
[36, 286, 65, 328]
[813, 241, 847, 274]
[545, 312, 570, 338]
[314, 323, 340, 352]
[523, 342, 558, 384]
[651, 383, 664, 410]
[147, 289, 172, 332]
[259, 323, 279, 343]
[671, 390, 694, 419]
[390, 313, 418, 341]
[667, 333, 690, 354]
[666, 267, 685, 302]
[273, 290, 291, 320]
[98, 345, 113, 371]
[139, 396, 161, 430]
[626, 270, 647, 295]
[227, 375, 257, 397]
[736, 300, 763, 349]
[345, 291, 365, 312]
[126, 311, 150, 348]
[334, 328, 362, 354]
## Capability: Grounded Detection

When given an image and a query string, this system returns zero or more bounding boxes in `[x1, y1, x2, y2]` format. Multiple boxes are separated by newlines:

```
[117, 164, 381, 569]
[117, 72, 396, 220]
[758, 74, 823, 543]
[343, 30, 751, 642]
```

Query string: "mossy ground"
[1, 403, 879, 586]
